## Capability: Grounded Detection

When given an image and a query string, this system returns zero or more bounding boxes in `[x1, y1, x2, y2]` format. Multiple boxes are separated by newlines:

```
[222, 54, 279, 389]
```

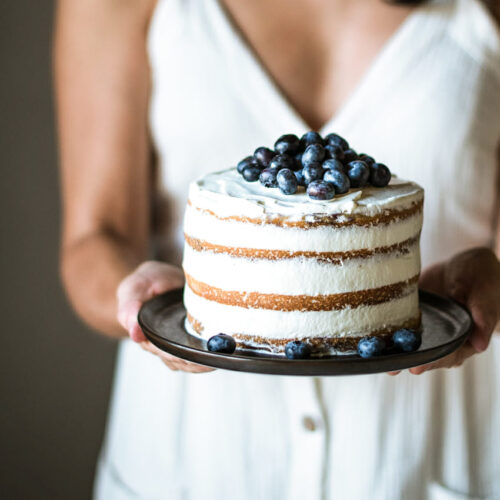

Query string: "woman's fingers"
[418, 262, 446, 295]
[117, 273, 152, 342]
[140, 341, 215, 373]
[117, 262, 212, 373]
[466, 285, 498, 353]
[117, 261, 185, 343]
[408, 341, 476, 375]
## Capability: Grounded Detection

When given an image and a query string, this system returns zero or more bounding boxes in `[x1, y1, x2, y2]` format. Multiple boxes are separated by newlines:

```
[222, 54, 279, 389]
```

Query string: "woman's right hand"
[117, 261, 214, 373]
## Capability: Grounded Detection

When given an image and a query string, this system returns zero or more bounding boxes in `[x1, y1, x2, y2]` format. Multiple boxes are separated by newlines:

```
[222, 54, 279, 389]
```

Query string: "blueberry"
[302, 163, 325, 185]
[294, 169, 306, 186]
[357, 336, 386, 358]
[269, 154, 296, 171]
[347, 160, 370, 188]
[323, 169, 351, 194]
[322, 158, 345, 172]
[370, 163, 391, 187]
[242, 165, 262, 182]
[285, 340, 311, 359]
[300, 131, 324, 148]
[325, 144, 345, 161]
[392, 329, 421, 352]
[359, 154, 375, 167]
[274, 134, 301, 155]
[307, 180, 335, 200]
[237, 156, 258, 174]
[277, 168, 298, 195]
[259, 167, 279, 188]
[302, 144, 326, 166]
[342, 149, 358, 164]
[254, 147, 276, 167]
[294, 151, 304, 168]
[290, 155, 303, 171]
[324, 133, 349, 150]
[207, 334, 237, 354]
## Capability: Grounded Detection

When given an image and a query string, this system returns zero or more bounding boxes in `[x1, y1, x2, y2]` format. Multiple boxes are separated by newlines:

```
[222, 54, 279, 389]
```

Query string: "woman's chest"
[218, 0, 415, 130]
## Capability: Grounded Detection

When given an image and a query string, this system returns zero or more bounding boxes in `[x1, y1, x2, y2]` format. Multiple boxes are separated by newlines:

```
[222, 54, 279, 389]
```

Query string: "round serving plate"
[138, 289, 472, 376]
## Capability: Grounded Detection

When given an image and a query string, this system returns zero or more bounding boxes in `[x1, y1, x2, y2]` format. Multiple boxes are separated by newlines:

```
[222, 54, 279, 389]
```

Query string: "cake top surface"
[189, 168, 423, 220]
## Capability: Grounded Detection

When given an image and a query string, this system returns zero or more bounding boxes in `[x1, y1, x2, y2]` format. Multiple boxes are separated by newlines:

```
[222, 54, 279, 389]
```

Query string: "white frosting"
[184, 286, 419, 339]
[184, 205, 422, 252]
[188, 168, 423, 220]
[183, 244, 420, 294]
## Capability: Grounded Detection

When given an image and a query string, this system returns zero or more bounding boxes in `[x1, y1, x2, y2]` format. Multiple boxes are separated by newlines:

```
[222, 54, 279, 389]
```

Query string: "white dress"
[95, 0, 500, 499]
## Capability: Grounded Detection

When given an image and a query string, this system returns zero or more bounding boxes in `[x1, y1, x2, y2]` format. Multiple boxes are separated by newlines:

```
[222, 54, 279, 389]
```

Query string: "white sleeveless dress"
[95, 1, 500, 499]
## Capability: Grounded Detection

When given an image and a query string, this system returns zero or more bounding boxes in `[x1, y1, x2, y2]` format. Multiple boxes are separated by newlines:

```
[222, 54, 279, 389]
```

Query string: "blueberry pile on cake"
[182, 131, 424, 357]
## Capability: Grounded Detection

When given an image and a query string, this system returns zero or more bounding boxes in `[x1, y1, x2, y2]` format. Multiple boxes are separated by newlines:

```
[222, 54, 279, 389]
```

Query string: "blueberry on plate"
[302, 144, 326, 167]
[259, 167, 280, 187]
[307, 180, 335, 200]
[358, 153, 375, 166]
[324, 132, 349, 151]
[370, 162, 391, 187]
[274, 134, 301, 155]
[207, 334, 237, 354]
[323, 169, 351, 194]
[347, 160, 370, 188]
[323, 158, 345, 172]
[294, 169, 306, 186]
[242, 165, 262, 182]
[325, 144, 345, 161]
[300, 131, 324, 148]
[254, 146, 276, 167]
[237, 156, 258, 174]
[285, 340, 312, 360]
[392, 329, 422, 352]
[302, 163, 325, 185]
[277, 168, 298, 195]
[342, 148, 358, 164]
[357, 336, 386, 358]
[269, 153, 296, 171]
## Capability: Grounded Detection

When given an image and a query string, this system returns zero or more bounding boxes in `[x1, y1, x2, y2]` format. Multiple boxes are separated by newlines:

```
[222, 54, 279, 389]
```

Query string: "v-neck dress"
[94, 1, 500, 499]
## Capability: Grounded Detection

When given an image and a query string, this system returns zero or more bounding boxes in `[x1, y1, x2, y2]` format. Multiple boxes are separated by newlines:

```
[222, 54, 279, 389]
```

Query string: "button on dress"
[94, 1, 500, 498]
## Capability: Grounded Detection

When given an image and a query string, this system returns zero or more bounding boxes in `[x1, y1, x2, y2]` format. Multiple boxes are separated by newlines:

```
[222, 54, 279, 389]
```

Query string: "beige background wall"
[0, 2, 117, 498]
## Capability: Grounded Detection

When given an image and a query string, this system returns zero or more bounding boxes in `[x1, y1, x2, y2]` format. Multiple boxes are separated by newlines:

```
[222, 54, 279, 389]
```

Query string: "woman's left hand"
[390, 247, 500, 375]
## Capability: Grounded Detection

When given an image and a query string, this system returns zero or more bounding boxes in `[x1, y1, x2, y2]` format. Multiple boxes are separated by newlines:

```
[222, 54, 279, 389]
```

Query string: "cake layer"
[184, 286, 420, 339]
[185, 274, 418, 312]
[184, 205, 423, 253]
[183, 243, 420, 294]
[184, 233, 420, 261]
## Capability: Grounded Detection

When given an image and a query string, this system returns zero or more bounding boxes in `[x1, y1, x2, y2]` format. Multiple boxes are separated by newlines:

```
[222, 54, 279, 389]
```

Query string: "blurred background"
[0, 1, 117, 498]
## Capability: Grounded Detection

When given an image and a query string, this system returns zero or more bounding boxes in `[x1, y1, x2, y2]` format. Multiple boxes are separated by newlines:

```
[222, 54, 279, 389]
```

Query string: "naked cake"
[182, 132, 424, 356]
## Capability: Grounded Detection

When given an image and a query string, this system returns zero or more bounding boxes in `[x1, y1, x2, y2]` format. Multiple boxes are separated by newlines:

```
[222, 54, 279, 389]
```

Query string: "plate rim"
[138, 289, 472, 376]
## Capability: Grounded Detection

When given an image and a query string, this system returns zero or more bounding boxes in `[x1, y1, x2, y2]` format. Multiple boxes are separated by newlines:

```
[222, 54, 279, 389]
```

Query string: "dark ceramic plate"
[138, 289, 472, 376]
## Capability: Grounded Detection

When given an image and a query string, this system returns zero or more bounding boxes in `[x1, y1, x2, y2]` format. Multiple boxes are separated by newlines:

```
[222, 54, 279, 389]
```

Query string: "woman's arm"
[54, 0, 156, 337]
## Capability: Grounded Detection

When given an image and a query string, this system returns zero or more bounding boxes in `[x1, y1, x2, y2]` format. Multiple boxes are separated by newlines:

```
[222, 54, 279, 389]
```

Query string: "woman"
[55, 0, 500, 498]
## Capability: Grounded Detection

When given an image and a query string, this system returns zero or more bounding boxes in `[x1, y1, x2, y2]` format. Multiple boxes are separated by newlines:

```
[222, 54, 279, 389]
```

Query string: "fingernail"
[471, 337, 488, 353]
[126, 314, 136, 333]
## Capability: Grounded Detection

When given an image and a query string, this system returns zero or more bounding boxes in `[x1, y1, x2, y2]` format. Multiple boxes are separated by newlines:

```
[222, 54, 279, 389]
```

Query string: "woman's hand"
[117, 261, 214, 373]
[392, 247, 500, 375]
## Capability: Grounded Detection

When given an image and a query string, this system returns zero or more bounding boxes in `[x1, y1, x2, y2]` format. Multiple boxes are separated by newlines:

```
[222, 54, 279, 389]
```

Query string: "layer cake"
[182, 167, 423, 355]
